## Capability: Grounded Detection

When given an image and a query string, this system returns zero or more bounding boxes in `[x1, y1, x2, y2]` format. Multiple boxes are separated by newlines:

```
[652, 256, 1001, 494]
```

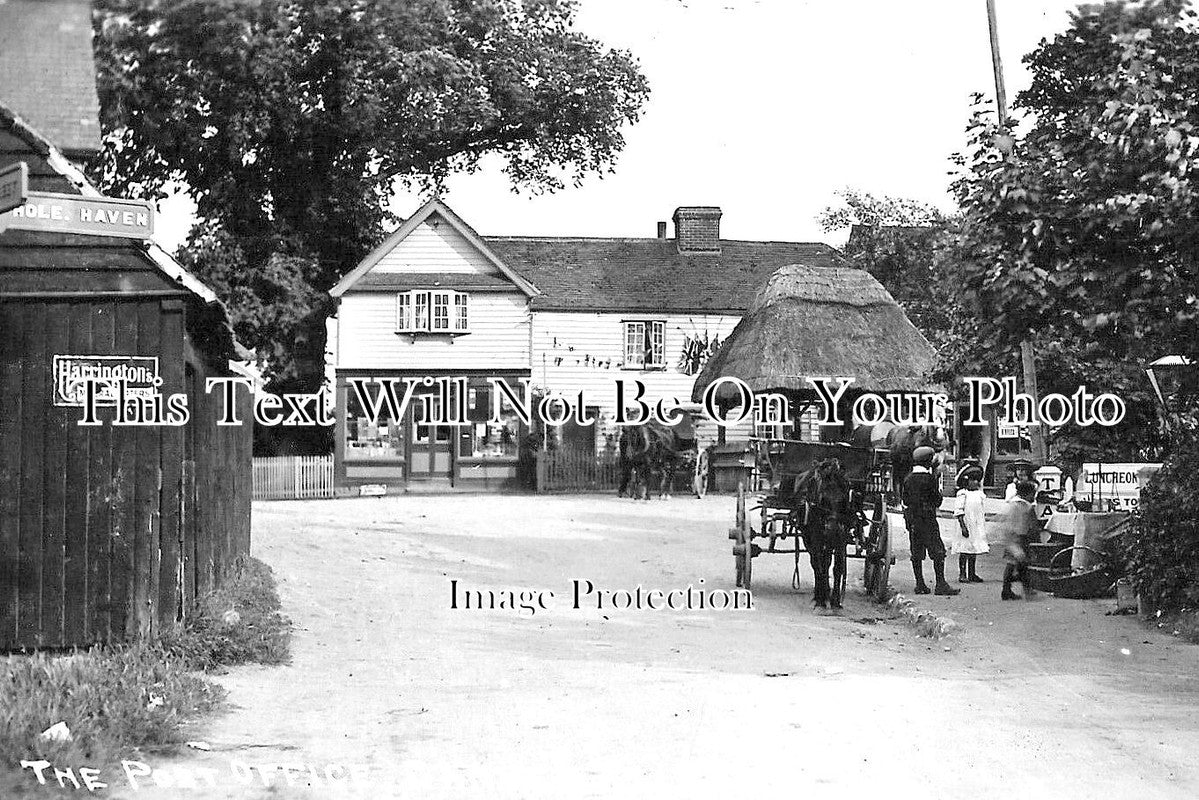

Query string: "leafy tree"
[948, 0, 1199, 460]
[818, 189, 957, 349]
[92, 0, 650, 396]
[1121, 429, 1199, 612]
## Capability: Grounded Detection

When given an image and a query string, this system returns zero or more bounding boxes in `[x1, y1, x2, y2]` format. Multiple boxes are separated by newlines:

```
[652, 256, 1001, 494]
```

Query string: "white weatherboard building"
[327, 198, 845, 491]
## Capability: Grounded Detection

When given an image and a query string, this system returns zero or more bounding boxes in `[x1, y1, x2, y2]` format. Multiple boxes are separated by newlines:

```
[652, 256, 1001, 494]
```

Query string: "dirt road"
[95, 494, 1197, 799]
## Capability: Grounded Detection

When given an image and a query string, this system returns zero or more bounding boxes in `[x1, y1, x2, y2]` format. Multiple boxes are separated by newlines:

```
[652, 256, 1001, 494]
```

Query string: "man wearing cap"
[902, 446, 960, 596]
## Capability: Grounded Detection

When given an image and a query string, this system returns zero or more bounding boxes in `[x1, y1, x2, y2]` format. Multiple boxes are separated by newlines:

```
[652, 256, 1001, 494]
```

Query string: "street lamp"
[1145, 355, 1199, 431]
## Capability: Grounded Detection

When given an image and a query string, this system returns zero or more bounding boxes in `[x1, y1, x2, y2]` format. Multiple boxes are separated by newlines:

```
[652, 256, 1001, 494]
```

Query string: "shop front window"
[415, 397, 452, 443]
[343, 384, 404, 460]
[458, 385, 521, 459]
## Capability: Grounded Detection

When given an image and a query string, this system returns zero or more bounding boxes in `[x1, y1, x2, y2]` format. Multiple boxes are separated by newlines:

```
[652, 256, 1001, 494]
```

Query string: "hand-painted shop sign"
[0, 191, 154, 238]
[0, 162, 28, 214]
[53, 355, 160, 407]
[1079, 462, 1163, 511]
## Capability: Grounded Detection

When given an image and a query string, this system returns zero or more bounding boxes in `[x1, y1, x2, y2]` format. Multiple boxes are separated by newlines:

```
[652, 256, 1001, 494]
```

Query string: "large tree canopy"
[948, 0, 1199, 460]
[92, 0, 649, 393]
[817, 189, 957, 350]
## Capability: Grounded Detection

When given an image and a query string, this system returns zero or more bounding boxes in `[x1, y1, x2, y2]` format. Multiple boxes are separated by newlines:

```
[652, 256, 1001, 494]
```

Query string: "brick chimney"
[673, 206, 721, 253]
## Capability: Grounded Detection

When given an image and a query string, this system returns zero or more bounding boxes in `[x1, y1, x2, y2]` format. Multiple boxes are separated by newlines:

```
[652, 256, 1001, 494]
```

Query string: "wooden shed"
[0, 107, 253, 649]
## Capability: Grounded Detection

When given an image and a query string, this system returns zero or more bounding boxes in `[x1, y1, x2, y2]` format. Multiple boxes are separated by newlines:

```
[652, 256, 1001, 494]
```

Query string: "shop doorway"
[409, 394, 454, 482]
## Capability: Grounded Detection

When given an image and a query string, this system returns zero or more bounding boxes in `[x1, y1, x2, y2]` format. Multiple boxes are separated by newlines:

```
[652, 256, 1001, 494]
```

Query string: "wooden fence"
[537, 448, 622, 492]
[252, 455, 335, 500]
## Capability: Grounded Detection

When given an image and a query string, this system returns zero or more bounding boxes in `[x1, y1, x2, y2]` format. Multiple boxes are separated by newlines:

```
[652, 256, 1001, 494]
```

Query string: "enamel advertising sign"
[1, 190, 154, 238]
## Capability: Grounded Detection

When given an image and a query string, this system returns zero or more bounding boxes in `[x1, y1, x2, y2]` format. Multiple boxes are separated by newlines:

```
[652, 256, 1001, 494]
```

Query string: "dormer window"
[397, 290, 469, 333]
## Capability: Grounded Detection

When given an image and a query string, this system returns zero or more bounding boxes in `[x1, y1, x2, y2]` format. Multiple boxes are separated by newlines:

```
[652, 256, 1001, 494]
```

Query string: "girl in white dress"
[953, 467, 989, 582]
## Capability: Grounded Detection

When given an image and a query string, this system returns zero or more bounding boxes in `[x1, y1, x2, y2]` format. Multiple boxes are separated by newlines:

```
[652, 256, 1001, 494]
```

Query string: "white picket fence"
[252, 455, 335, 501]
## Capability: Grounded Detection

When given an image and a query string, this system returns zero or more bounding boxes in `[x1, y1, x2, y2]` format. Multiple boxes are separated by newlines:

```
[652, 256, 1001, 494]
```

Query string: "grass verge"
[162, 555, 292, 671]
[1, 556, 290, 793]
[1146, 608, 1199, 644]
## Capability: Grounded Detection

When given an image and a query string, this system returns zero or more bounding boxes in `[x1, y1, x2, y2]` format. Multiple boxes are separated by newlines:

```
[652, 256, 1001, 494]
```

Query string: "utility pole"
[985, 0, 1048, 466]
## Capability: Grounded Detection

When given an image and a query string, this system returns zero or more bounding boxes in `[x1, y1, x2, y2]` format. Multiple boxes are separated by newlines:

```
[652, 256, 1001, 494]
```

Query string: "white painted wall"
[372, 213, 501, 275]
[530, 310, 747, 449]
[333, 291, 530, 370]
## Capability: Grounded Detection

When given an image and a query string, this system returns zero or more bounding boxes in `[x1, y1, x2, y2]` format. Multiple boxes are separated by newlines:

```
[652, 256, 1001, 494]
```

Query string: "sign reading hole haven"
[1, 191, 154, 239]
[53, 355, 160, 408]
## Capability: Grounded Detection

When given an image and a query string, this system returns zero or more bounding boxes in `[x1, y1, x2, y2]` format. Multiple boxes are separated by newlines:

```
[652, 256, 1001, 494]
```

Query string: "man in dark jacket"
[903, 446, 960, 596]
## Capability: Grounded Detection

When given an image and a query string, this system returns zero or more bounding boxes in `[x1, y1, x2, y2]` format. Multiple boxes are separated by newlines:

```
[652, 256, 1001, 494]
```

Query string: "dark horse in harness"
[617, 414, 697, 500]
[849, 422, 950, 495]
[787, 458, 854, 609]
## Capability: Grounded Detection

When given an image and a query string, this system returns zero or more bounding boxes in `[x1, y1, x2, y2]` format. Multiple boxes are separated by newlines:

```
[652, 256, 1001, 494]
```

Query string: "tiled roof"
[485, 237, 848, 312]
[0, 0, 101, 156]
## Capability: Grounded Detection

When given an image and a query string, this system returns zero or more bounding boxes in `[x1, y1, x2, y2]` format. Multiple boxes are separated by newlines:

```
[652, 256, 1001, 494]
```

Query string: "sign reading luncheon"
[62, 373, 1127, 429]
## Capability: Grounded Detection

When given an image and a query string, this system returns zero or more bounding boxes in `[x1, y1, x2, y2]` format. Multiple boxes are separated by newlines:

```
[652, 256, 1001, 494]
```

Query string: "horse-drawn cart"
[619, 404, 711, 499]
[730, 439, 895, 605]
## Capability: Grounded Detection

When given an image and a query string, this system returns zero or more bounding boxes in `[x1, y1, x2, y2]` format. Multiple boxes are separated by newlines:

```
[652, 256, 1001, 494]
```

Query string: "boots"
[1018, 563, 1037, 599]
[912, 559, 931, 594]
[1001, 565, 1020, 600]
[958, 554, 969, 583]
[968, 554, 984, 583]
[932, 559, 960, 595]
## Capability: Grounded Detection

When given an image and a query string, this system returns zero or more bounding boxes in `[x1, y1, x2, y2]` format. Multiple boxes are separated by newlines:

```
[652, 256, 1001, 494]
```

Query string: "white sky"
[154, 0, 1083, 252]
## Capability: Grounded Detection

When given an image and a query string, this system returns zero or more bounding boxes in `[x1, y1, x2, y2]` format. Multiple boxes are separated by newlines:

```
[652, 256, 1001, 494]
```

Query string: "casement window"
[397, 290, 469, 333]
[623, 320, 666, 369]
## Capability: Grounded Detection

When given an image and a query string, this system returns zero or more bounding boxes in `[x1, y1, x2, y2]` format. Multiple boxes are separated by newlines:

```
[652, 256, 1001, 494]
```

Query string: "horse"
[789, 458, 854, 609]
[617, 414, 698, 499]
[850, 422, 950, 495]
[617, 424, 656, 500]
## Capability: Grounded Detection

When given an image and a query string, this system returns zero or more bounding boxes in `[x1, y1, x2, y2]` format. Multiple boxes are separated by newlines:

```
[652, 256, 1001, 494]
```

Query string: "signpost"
[0, 162, 28, 214]
[0, 190, 154, 239]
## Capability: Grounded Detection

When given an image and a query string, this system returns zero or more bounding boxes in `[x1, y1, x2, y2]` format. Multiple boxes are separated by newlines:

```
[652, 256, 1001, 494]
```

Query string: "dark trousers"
[906, 515, 946, 561]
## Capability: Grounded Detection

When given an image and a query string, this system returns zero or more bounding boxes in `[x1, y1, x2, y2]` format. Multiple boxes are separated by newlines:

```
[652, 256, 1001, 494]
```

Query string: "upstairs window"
[397, 290, 469, 333]
[623, 320, 666, 369]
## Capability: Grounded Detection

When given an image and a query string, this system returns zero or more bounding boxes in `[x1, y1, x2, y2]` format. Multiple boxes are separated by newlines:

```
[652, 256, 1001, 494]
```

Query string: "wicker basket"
[1047, 546, 1115, 599]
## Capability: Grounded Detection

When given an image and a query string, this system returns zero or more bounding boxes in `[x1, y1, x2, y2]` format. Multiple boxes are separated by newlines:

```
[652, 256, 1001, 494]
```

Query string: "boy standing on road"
[903, 446, 960, 596]
[999, 481, 1039, 600]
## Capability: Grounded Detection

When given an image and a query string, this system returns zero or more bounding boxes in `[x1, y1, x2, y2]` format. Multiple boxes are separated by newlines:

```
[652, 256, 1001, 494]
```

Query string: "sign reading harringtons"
[1, 191, 154, 238]
[53, 355, 160, 408]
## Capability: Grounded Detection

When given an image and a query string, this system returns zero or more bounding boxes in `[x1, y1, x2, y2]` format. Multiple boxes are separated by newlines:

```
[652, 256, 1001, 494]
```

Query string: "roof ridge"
[486, 235, 836, 246]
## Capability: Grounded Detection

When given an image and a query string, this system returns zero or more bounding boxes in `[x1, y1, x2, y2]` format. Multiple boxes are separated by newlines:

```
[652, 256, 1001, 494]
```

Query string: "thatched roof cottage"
[692, 263, 937, 406]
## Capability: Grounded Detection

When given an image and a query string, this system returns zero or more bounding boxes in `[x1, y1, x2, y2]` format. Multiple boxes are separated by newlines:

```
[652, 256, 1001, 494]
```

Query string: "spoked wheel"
[863, 503, 893, 602]
[739, 498, 754, 590]
[733, 483, 750, 588]
[693, 448, 709, 498]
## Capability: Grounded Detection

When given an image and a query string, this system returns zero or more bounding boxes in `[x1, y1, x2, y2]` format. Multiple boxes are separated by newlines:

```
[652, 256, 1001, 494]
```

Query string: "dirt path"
[92, 494, 1198, 799]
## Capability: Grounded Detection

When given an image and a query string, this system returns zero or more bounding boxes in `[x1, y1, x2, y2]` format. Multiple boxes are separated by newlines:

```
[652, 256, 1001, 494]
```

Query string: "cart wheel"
[869, 511, 893, 603]
[735, 482, 746, 530]
[862, 506, 883, 599]
[734, 483, 746, 587]
[741, 503, 754, 591]
[693, 449, 710, 498]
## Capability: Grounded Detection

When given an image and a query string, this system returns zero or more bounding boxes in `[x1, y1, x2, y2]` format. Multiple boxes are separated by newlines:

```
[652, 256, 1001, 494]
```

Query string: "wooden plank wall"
[0, 297, 252, 649]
